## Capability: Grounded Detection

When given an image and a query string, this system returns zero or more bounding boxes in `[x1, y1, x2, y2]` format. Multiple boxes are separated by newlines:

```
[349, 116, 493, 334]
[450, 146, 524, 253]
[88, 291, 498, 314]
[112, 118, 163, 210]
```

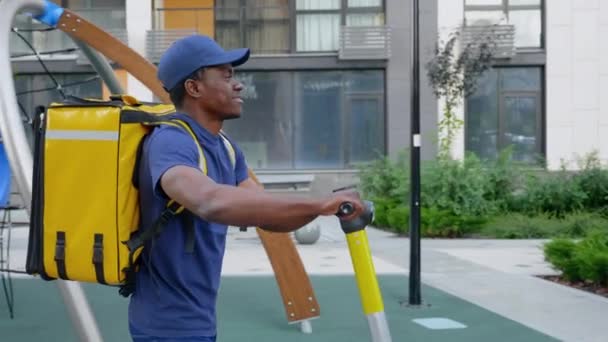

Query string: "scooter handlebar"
[337, 202, 355, 216]
[337, 200, 374, 234]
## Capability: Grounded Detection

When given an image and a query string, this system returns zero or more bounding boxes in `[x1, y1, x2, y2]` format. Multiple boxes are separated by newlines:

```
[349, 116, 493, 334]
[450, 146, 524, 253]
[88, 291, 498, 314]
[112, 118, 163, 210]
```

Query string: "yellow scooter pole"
[338, 201, 392, 342]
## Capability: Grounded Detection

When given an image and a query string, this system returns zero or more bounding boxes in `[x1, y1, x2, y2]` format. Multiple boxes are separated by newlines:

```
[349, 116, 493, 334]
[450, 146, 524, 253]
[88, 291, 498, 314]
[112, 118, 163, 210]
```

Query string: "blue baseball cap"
[157, 34, 250, 91]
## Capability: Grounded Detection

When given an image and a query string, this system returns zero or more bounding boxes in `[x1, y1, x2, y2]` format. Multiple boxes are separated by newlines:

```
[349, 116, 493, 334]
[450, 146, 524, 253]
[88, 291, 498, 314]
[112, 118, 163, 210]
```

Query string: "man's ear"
[184, 79, 202, 98]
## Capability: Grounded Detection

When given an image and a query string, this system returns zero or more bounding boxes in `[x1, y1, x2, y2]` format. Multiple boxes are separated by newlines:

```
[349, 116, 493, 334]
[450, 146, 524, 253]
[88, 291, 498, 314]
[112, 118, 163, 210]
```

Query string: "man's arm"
[161, 165, 363, 232]
[237, 177, 310, 232]
[238, 177, 263, 191]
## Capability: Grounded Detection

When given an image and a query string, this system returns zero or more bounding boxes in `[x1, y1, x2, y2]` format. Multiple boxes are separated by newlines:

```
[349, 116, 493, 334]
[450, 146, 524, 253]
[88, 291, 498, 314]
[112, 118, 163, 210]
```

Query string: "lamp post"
[408, 0, 422, 306]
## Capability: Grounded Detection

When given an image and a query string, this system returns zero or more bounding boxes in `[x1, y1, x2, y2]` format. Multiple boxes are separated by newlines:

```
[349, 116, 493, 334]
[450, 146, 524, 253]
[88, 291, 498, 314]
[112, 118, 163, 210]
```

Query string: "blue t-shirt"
[128, 113, 248, 338]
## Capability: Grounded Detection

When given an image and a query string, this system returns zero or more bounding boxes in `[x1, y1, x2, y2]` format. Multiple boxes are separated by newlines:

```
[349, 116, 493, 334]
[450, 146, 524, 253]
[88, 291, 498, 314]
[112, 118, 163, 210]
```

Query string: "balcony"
[460, 24, 516, 59]
[146, 29, 198, 64]
[338, 26, 391, 60]
[152, 6, 290, 56]
[149, 6, 389, 59]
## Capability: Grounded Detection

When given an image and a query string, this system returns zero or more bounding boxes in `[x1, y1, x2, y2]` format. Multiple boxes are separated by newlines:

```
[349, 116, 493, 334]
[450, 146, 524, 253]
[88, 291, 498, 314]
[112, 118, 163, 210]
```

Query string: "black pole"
[408, 0, 422, 306]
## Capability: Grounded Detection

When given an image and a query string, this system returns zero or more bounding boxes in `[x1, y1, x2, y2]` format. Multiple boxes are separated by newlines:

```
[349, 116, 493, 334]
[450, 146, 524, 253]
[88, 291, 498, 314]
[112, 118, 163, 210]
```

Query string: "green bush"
[359, 151, 408, 205]
[370, 197, 396, 228]
[576, 231, 608, 286]
[544, 231, 608, 286]
[421, 207, 487, 238]
[561, 212, 607, 237]
[422, 154, 497, 217]
[544, 238, 581, 282]
[358, 149, 608, 238]
[386, 206, 409, 235]
[574, 152, 608, 210]
[479, 212, 608, 239]
[484, 147, 520, 209]
[510, 171, 587, 218]
[479, 213, 559, 239]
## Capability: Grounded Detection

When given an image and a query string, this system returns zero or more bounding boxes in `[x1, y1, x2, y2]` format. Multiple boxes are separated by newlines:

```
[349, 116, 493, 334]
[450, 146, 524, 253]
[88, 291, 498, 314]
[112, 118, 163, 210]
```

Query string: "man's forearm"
[194, 184, 323, 231]
[160, 166, 345, 232]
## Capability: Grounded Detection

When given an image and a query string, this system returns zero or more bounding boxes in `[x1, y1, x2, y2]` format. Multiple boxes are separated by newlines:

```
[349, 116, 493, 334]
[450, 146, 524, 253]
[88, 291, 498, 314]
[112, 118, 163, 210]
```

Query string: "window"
[156, 0, 384, 54]
[11, 0, 126, 55]
[216, 0, 291, 54]
[296, 0, 341, 51]
[465, 67, 543, 164]
[67, 0, 126, 30]
[295, 0, 385, 52]
[222, 70, 385, 169]
[14, 73, 102, 147]
[464, 0, 543, 49]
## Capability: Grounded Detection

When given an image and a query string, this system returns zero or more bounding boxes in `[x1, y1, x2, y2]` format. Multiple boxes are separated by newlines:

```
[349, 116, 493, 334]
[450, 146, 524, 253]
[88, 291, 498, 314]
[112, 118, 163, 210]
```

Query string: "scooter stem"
[338, 201, 392, 342]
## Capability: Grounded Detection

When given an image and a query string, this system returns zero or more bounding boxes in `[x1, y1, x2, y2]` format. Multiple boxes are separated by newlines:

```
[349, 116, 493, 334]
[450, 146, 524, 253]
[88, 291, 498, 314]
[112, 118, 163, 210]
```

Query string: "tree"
[426, 26, 498, 158]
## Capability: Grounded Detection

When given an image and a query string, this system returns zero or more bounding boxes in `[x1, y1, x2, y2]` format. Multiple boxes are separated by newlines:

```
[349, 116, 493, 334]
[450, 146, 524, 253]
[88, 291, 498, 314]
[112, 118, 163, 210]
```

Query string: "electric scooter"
[337, 200, 393, 342]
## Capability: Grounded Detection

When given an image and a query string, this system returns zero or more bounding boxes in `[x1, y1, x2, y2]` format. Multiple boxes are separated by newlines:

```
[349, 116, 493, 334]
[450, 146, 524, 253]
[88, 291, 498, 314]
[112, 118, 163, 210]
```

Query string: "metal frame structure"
[0, 2, 104, 341]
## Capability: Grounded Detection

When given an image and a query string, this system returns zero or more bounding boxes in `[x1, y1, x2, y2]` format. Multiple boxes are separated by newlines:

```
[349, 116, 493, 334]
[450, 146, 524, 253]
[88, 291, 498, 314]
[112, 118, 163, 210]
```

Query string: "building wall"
[386, 0, 438, 161]
[125, 0, 153, 101]
[436, 0, 466, 160]
[546, 1, 608, 169]
[437, 1, 608, 170]
[161, 0, 215, 36]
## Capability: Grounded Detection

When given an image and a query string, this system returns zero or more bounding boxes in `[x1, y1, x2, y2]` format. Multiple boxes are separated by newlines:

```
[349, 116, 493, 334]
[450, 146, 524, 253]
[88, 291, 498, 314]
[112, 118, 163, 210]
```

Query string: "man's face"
[186, 64, 244, 120]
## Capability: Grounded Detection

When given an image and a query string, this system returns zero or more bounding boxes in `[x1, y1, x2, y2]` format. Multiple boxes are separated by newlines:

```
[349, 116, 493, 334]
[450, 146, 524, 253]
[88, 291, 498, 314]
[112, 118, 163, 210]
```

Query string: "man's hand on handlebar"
[319, 190, 365, 221]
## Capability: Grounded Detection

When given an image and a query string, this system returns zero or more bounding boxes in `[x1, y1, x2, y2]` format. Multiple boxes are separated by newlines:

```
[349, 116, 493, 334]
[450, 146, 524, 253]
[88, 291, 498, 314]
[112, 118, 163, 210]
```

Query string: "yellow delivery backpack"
[25, 94, 236, 296]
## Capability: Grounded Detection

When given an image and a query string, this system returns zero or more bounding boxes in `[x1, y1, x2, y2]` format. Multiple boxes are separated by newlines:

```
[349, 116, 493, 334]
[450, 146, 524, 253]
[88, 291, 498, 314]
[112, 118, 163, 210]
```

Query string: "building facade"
[441, 0, 608, 171]
[9, 0, 605, 194]
[10, 0, 437, 193]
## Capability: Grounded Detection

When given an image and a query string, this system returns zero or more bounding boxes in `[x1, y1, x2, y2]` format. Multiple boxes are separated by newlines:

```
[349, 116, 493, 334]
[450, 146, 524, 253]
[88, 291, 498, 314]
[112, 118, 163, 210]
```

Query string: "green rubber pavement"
[0, 275, 557, 341]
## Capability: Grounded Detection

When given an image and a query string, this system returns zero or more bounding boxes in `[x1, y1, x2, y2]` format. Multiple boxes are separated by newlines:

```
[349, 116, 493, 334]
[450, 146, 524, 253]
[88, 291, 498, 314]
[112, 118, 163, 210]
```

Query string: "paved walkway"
[1, 214, 607, 341]
[224, 216, 608, 342]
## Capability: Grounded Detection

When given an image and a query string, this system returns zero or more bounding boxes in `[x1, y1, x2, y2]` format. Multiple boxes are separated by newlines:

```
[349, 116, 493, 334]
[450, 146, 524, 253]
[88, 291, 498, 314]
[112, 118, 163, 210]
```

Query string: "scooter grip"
[337, 202, 355, 216]
[338, 201, 374, 234]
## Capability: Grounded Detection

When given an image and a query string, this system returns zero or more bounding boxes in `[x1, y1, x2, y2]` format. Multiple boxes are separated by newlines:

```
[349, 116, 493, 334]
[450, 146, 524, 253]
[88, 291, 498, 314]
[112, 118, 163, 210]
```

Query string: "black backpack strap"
[119, 200, 184, 297]
[120, 119, 204, 296]
[181, 211, 195, 254]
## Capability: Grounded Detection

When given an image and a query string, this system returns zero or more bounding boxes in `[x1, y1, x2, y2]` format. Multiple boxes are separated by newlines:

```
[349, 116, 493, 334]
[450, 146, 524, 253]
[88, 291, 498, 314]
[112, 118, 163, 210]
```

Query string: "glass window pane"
[465, 10, 507, 25]
[509, 9, 542, 47]
[215, 7, 242, 50]
[345, 71, 385, 165]
[348, 97, 384, 164]
[509, 0, 541, 6]
[297, 14, 340, 51]
[247, 0, 289, 6]
[296, 0, 340, 10]
[500, 68, 541, 91]
[346, 13, 385, 26]
[246, 6, 290, 53]
[348, 0, 382, 7]
[223, 72, 294, 169]
[503, 96, 540, 163]
[294, 70, 385, 169]
[69, 0, 125, 8]
[466, 69, 499, 161]
[346, 70, 385, 92]
[226, 70, 385, 170]
[467, 67, 543, 163]
[295, 72, 343, 168]
[465, 0, 503, 6]
[70, 0, 126, 30]
[215, 0, 241, 7]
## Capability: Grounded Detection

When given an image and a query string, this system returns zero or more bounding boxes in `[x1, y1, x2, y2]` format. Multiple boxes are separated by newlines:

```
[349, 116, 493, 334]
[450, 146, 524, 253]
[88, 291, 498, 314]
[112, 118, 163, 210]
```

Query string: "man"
[128, 34, 365, 341]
